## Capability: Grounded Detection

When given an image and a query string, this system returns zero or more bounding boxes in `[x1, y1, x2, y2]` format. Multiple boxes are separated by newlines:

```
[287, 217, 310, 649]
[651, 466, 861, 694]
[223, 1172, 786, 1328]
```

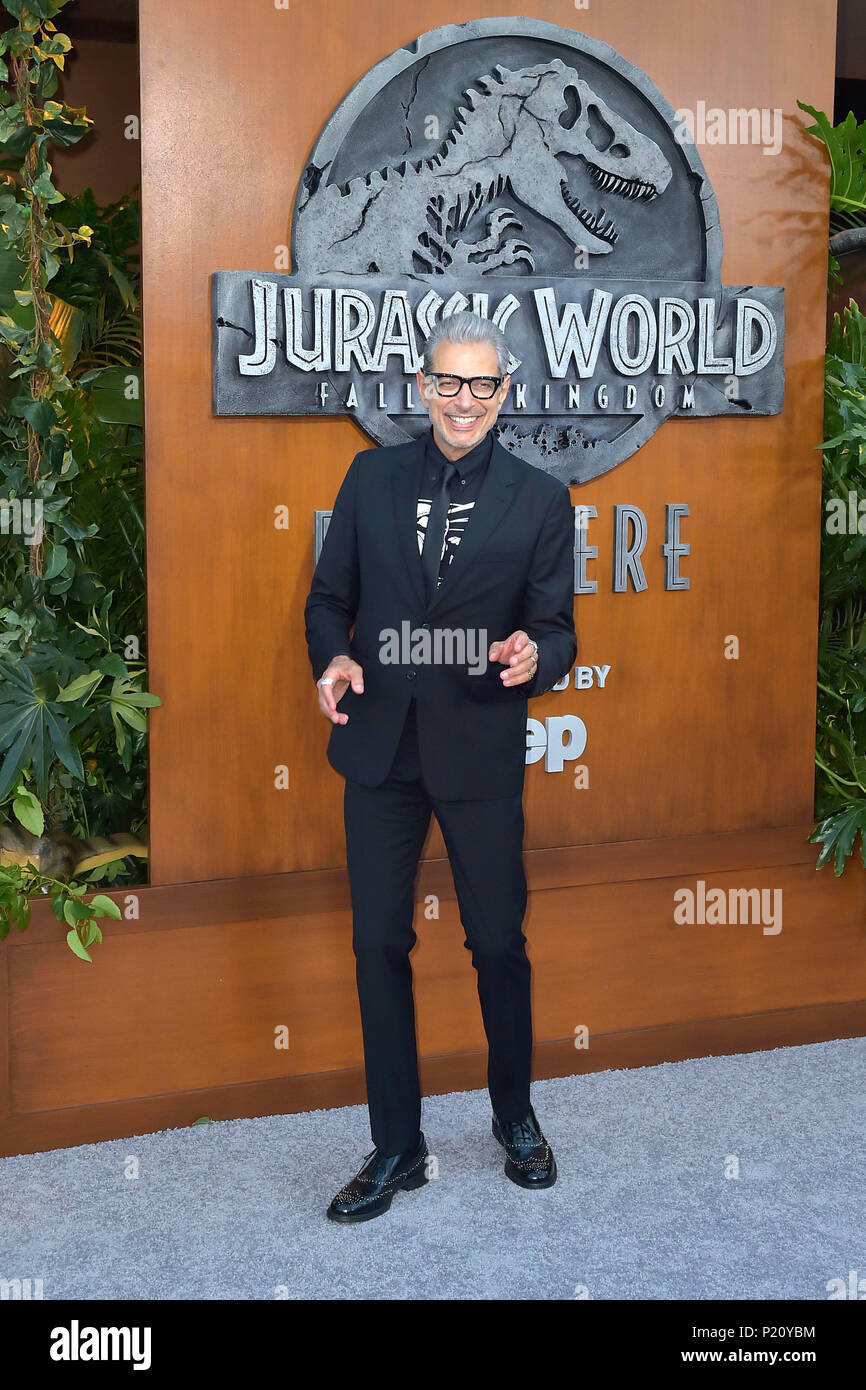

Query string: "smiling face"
[417, 340, 511, 460]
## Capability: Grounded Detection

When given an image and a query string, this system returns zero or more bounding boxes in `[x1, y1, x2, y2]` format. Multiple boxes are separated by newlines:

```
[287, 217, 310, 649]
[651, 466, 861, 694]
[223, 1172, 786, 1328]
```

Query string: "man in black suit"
[305, 311, 577, 1222]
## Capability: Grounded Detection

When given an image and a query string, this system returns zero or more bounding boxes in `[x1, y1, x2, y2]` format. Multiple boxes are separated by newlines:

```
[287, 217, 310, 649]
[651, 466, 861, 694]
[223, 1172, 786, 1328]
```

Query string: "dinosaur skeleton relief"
[294, 60, 673, 277]
[212, 19, 784, 483]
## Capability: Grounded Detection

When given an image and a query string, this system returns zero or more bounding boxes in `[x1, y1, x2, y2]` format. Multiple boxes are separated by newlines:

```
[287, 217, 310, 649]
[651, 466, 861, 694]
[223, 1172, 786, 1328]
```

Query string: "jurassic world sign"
[211, 17, 785, 484]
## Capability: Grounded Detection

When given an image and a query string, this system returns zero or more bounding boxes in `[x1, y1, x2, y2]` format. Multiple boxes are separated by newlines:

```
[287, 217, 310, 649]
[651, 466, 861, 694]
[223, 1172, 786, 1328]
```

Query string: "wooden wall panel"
[138, 0, 837, 884]
[3, 828, 864, 1155]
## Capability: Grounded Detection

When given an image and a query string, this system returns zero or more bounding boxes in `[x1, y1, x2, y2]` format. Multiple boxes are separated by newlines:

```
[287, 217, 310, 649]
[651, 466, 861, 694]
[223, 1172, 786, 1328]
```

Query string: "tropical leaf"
[90, 364, 142, 425]
[0, 660, 85, 799]
[809, 803, 866, 874]
[65, 927, 92, 962]
[798, 103, 866, 219]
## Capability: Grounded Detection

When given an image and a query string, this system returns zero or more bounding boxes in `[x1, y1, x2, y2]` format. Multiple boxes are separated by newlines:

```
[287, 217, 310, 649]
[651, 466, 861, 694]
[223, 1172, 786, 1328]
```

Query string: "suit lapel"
[426, 438, 519, 616]
[392, 434, 429, 613]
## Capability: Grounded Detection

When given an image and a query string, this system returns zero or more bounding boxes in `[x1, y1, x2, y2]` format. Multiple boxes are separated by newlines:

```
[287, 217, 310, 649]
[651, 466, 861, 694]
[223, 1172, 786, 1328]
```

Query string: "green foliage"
[0, 854, 122, 962]
[12, 777, 43, 834]
[0, 1, 157, 956]
[797, 102, 866, 877]
[798, 103, 866, 286]
[798, 103, 866, 226]
[810, 299, 866, 873]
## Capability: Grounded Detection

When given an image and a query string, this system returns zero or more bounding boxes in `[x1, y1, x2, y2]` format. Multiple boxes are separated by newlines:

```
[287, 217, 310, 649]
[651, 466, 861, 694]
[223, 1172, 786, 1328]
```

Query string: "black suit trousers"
[344, 699, 532, 1156]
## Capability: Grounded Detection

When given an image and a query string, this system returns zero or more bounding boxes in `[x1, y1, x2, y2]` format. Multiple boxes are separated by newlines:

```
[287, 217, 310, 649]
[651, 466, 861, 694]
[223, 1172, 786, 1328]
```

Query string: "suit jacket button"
[406, 671, 417, 680]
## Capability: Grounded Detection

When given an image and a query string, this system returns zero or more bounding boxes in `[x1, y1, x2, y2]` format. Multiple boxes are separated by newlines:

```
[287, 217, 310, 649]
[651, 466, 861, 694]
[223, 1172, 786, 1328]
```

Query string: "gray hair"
[422, 310, 510, 376]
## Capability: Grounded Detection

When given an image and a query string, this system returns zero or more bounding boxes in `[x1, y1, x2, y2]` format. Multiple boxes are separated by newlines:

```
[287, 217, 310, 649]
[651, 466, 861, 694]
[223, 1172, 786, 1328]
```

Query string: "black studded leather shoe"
[492, 1104, 557, 1188]
[326, 1131, 429, 1223]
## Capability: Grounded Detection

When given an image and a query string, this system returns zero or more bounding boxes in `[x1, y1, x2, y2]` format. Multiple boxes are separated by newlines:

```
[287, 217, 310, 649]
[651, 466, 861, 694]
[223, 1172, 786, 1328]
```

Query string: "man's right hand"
[316, 654, 364, 724]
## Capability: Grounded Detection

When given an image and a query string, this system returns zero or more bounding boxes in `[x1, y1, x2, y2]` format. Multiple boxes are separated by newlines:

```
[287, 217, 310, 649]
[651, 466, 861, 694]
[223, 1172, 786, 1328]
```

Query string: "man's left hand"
[489, 630, 538, 687]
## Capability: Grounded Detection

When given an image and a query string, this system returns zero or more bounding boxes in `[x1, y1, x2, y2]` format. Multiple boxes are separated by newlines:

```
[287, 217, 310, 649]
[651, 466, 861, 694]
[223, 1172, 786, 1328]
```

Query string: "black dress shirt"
[417, 426, 494, 590]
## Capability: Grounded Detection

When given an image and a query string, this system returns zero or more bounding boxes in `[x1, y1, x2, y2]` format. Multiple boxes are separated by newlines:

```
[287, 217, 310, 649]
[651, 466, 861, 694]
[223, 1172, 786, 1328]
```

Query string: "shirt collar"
[425, 424, 494, 482]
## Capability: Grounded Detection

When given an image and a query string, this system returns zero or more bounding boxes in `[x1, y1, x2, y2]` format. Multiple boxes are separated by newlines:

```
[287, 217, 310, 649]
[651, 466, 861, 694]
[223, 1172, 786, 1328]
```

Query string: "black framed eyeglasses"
[425, 372, 503, 400]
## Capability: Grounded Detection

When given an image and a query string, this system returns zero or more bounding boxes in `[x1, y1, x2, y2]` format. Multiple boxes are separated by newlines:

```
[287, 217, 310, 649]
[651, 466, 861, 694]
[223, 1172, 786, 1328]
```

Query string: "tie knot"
[440, 459, 458, 489]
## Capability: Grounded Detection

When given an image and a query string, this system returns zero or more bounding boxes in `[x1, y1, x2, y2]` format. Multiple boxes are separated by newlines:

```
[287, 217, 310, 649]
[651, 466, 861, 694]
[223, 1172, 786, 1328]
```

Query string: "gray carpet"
[1, 1037, 863, 1300]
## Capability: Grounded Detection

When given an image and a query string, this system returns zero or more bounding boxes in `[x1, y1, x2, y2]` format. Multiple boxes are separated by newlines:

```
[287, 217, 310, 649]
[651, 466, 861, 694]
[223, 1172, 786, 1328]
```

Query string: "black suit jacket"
[304, 432, 577, 800]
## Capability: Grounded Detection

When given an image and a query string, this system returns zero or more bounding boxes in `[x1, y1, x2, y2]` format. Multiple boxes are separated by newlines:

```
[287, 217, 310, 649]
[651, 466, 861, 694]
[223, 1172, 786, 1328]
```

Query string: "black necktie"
[421, 458, 457, 601]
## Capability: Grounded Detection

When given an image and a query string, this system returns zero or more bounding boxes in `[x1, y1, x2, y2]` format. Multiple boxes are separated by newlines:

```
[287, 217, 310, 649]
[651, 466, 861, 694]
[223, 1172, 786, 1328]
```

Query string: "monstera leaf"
[798, 103, 866, 227]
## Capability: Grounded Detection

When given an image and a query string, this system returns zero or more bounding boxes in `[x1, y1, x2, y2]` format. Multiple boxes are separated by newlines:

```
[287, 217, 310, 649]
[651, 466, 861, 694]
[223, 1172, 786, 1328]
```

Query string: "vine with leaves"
[0, 0, 159, 960]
